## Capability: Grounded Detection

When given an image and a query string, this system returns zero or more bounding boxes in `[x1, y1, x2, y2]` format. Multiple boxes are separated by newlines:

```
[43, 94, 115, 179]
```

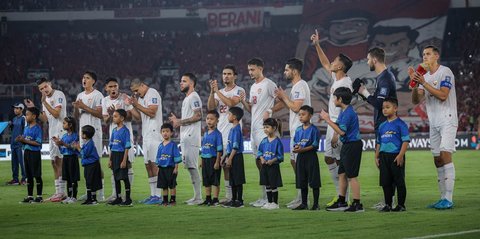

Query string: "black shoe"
[392, 205, 406, 212]
[161, 201, 169, 207]
[233, 200, 244, 208]
[292, 204, 308, 210]
[222, 201, 235, 208]
[209, 199, 219, 206]
[120, 199, 133, 207]
[20, 196, 34, 203]
[200, 200, 211, 206]
[310, 204, 320, 210]
[32, 197, 43, 203]
[108, 197, 123, 205]
[82, 200, 98, 205]
[168, 200, 176, 206]
[344, 202, 364, 212]
[379, 205, 392, 212]
[326, 201, 348, 211]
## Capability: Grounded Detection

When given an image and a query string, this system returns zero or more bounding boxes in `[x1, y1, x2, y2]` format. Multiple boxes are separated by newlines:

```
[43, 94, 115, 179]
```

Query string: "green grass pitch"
[0, 150, 479, 239]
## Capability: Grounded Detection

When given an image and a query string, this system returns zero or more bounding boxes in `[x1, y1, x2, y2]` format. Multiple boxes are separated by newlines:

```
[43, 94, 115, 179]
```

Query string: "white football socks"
[188, 168, 202, 200]
[327, 162, 340, 194]
[444, 163, 455, 202]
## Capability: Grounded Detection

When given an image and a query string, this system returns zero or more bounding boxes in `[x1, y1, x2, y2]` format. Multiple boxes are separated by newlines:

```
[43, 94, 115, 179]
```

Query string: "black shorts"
[202, 157, 221, 187]
[111, 151, 130, 181]
[260, 163, 283, 188]
[62, 154, 80, 182]
[24, 150, 42, 178]
[228, 153, 245, 186]
[83, 161, 103, 191]
[295, 150, 321, 189]
[338, 140, 363, 178]
[157, 166, 177, 189]
[379, 152, 406, 187]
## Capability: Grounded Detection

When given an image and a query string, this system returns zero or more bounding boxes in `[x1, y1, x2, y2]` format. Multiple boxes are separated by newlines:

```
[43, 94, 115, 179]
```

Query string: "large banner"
[206, 7, 264, 34]
[294, 0, 451, 132]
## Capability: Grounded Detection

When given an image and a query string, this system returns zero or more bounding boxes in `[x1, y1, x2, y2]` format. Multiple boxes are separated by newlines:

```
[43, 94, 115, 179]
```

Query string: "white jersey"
[214, 85, 245, 140]
[289, 80, 311, 133]
[419, 65, 458, 127]
[76, 89, 103, 129]
[102, 93, 134, 138]
[249, 78, 277, 132]
[181, 91, 202, 146]
[329, 73, 353, 121]
[139, 88, 163, 139]
[43, 90, 67, 137]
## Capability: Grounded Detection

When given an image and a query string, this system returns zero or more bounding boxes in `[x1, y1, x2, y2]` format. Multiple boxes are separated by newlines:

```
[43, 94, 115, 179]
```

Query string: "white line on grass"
[405, 229, 480, 239]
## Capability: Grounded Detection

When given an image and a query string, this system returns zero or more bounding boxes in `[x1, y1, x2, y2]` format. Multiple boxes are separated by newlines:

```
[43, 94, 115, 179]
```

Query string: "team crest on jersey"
[88, 98, 93, 104]
[152, 98, 157, 104]
[194, 101, 200, 107]
[257, 88, 262, 94]
[433, 81, 438, 86]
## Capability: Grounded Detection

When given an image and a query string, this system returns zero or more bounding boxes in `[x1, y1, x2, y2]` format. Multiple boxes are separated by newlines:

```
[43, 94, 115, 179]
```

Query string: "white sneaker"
[252, 199, 267, 207]
[184, 197, 195, 204]
[249, 199, 262, 206]
[286, 198, 300, 206]
[287, 200, 302, 209]
[261, 202, 272, 209]
[78, 194, 87, 201]
[67, 198, 77, 204]
[187, 199, 203, 206]
[268, 203, 280, 210]
[372, 201, 386, 210]
[61, 197, 72, 204]
[105, 195, 117, 203]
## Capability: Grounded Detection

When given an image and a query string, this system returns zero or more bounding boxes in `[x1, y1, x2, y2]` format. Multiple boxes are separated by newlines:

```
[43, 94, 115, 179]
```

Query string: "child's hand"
[331, 134, 339, 148]
[319, 109, 330, 121]
[292, 144, 300, 153]
[120, 160, 127, 169]
[375, 157, 380, 168]
[214, 161, 220, 170]
[267, 160, 274, 166]
[173, 168, 178, 174]
[225, 159, 232, 168]
[108, 160, 112, 169]
[260, 159, 267, 165]
[394, 155, 404, 167]
[199, 160, 203, 168]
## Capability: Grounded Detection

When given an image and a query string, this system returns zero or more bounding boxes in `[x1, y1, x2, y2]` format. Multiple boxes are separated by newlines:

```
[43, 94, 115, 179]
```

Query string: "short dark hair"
[384, 97, 398, 107]
[115, 109, 127, 119]
[81, 125, 95, 139]
[26, 107, 40, 118]
[368, 47, 386, 63]
[333, 87, 353, 105]
[207, 110, 220, 119]
[104, 77, 118, 86]
[35, 77, 50, 85]
[299, 105, 314, 115]
[247, 58, 264, 68]
[64, 116, 77, 132]
[223, 64, 238, 75]
[424, 45, 440, 55]
[161, 123, 174, 132]
[286, 58, 303, 73]
[229, 107, 244, 121]
[182, 72, 197, 88]
[84, 70, 98, 82]
[338, 53, 353, 73]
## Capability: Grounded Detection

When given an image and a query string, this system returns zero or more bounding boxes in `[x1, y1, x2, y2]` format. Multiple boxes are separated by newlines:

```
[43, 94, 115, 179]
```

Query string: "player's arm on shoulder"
[180, 108, 202, 126]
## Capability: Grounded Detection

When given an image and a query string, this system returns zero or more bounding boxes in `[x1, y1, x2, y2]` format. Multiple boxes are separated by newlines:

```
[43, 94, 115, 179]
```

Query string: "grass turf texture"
[0, 150, 479, 239]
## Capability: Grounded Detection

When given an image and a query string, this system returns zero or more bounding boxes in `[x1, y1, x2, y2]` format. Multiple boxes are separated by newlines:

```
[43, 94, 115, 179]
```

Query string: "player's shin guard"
[225, 180, 232, 200]
[444, 163, 455, 202]
[188, 168, 202, 200]
[111, 174, 117, 197]
[148, 177, 156, 197]
[327, 162, 339, 194]
[437, 166, 446, 199]
[128, 168, 134, 187]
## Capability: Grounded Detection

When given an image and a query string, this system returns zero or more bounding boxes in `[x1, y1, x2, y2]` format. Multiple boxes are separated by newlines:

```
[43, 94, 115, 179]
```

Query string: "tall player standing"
[207, 65, 245, 204]
[311, 30, 353, 206]
[73, 71, 105, 201]
[272, 58, 311, 209]
[24, 78, 67, 202]
[240, 58, 277, 208]
[169, 73, 203, 205]
[411, 45, 457, 209]
[102, 77, 136, 203]
[129, 79, 163, 205]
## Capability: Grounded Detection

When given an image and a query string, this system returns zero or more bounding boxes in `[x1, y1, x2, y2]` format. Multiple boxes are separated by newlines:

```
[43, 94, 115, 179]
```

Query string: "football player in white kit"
[129, 78, 163, 205]
[24, 78, 67, 202]
[311, 30, 353, 206]
[73, 71, 105, 201]
[169, 73, 203, 205]
[240, 58, 277, 207]
[411, 45, 457, 209]
[102, 77, 136, 203]
[273, 58, 312, 209]
[207, 65, 245, 204]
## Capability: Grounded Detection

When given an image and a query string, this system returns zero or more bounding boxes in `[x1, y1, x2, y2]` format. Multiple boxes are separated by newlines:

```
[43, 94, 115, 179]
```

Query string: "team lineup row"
[11, 31, 457, 211]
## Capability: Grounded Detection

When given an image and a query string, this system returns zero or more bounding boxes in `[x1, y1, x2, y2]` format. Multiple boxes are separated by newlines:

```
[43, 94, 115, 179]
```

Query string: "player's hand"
[108, 160, 112, 169]
[169, 113, 180, 128]
[120, 160, 127, 169]
[124, 94, 132, 106]
[239, 91, 246, 102]
[107, 105, 116, 116]
[412, 72, 426, 85]
[394, 155, 404, 167]
[263, 110, 272, 121]
[41, 92, 47, 104]
[310, 29, 320, 44]
[209, 80, 218, 93]
[275, 87, 287, 101]
[375, 157, 380, 168]
[24, 98, 35, 108]
[72, 99, 86, 110]
[214, 161, 220, 170]
[319, 109, 330, 121]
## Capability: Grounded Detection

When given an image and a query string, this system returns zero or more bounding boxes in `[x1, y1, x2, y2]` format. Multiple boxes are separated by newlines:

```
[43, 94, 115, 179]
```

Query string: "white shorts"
[251, 130, 267, 158]
[324, 126, 342, 159]
[430, 124, 457, 156]
[289, 137, 297, 162]
[49, 140, 63, 160]
[143, 138, 161, 164]
[181, 140, 199, 169]
[128, 143, 135, 163]
[93, 129, 103, 159]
